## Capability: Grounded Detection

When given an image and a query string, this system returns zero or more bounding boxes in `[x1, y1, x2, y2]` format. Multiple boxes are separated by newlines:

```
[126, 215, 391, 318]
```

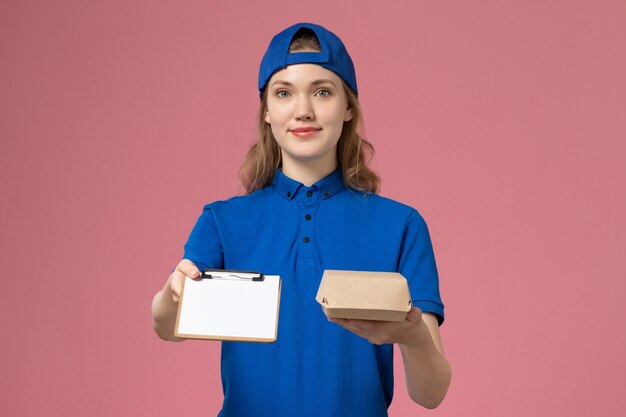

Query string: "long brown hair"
[239, 28, 380, 194]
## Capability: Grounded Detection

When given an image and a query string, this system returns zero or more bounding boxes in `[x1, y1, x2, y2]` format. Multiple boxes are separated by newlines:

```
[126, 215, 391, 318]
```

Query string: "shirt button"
[305, 214, 311, 220]
[324, 191, 330, 198]
[287, 191, 291, 197]
[303, 237, 310, 243]
[306, 190, 313, 197]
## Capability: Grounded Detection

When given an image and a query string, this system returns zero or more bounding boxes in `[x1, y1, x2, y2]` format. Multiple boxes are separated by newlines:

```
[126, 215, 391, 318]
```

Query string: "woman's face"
[264, 63, 353, 167]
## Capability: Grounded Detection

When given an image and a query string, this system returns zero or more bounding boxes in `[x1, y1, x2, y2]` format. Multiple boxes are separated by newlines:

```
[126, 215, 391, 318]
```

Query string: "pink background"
[1, 0, 625, 416]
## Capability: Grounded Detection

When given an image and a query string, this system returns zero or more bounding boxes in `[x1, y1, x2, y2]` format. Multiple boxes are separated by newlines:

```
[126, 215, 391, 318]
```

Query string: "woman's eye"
[316, 89, 331, 97]
[276, 90, 289, 98]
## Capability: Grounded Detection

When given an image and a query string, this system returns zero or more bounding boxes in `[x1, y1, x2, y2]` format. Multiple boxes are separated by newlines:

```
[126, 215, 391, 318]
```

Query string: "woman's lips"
[290, 129, 321, 138]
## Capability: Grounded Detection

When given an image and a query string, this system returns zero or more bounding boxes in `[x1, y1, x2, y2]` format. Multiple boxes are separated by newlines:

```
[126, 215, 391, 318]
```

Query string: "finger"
[170, 271, 186, 302]
[176, 259, 200, 279]
[334, 322, 387, 344]
[343, 319, 381, 330]
[332, 318, 376, 334]
[333, 320, 370, 338]
[331, 318, 393, 334]
[329, 317, 365, 329]
[406, 307, 423, 323]
[178, 259, 200, 278]
[171, 280, 181, 302]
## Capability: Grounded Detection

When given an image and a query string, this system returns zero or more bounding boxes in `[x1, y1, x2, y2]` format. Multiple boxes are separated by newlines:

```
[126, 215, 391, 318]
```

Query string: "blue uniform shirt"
[183, 167, 444, 417]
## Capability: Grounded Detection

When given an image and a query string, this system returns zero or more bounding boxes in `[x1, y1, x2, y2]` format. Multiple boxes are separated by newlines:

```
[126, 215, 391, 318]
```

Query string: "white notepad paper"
[175, 274, 281, 342]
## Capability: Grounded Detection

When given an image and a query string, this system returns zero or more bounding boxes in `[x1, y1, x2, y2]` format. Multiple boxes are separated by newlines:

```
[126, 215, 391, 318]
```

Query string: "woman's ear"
[344, 107, 354, 122]
[264, 108, 270, 124]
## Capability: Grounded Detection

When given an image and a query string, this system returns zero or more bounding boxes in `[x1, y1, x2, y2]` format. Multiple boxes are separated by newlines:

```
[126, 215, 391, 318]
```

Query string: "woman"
[152, 22, 451, 417]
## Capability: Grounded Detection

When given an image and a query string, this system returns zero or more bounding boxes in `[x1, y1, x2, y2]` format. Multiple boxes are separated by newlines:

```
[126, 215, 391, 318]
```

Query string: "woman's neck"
[281, 155, 338, 187]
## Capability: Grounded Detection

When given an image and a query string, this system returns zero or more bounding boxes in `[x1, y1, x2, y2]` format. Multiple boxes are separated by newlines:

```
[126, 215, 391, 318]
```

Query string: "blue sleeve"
[397, 209, 445, 325]
[182, 204, 224, 271]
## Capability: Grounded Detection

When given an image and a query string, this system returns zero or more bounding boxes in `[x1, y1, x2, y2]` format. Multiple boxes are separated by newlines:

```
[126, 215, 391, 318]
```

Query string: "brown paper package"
[315, 270, 413, 322]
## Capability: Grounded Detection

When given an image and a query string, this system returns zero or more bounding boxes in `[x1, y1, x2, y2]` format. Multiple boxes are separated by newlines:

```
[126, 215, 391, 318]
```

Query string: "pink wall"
[1, 0, 625, 415]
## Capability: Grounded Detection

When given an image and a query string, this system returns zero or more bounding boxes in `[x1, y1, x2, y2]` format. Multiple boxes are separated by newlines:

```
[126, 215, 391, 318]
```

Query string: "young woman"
[152, 22, 451, 417]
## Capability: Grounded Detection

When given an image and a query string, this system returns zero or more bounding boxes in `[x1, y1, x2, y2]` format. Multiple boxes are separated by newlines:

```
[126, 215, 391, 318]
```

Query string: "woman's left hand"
[328, 307, 424, 346]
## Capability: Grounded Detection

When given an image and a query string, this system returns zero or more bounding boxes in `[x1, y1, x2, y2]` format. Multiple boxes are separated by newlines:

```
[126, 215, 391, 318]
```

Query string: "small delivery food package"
[315, 270, 413, 322]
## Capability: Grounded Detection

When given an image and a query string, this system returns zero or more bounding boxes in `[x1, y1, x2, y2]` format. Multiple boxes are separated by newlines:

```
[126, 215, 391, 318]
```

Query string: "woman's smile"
[290, 128, 322, 138]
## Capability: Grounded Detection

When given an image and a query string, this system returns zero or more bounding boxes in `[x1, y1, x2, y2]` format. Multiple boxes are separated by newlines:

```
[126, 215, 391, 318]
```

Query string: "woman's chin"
[285, 150, 333, 164]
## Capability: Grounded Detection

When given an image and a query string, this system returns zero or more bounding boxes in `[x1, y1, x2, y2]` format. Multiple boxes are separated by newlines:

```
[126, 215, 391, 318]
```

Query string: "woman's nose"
[294, 96, 314, 121]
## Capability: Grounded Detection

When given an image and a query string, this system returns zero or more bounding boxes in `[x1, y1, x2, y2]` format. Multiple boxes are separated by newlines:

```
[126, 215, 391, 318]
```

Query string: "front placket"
[296, 185, 320, 278]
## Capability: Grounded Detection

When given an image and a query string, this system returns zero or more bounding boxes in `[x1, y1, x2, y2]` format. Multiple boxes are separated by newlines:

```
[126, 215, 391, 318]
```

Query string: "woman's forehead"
[268, 64, 342, 88]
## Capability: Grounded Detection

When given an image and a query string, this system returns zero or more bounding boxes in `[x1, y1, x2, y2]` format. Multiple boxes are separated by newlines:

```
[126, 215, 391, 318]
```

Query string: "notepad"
[174, 271, 281, 342]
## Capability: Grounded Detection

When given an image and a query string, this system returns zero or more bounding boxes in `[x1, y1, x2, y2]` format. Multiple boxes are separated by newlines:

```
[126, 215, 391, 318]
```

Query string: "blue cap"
[258, 22, 358, 98]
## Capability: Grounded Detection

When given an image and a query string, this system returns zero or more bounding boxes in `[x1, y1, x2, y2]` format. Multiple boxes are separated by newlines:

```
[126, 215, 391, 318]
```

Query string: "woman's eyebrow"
[270, 79, 337, 88]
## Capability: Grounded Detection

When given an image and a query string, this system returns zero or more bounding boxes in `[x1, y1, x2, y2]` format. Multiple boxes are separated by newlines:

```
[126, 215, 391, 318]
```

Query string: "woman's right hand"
[167, 259, 201, 303]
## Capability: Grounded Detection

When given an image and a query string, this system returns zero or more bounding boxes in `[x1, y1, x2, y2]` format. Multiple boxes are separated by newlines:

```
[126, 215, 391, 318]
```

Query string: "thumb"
[406, 307, 422, 323]
[178, 259, 200, 279]
[187, 266, 200, 279]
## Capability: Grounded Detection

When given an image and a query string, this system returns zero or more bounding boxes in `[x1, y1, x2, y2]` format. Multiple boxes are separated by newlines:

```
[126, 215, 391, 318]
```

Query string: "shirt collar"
[272, 167, 346, 200]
